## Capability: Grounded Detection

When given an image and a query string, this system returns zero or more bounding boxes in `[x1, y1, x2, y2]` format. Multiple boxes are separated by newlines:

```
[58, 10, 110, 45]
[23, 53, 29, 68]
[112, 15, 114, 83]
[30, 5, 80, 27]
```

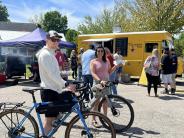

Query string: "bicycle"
[76, 81, 134, 133]
[0, 81, 116, 138]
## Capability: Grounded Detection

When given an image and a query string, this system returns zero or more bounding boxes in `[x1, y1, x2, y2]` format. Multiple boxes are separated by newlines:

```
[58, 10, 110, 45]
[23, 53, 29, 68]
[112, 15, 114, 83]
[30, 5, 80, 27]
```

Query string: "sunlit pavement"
[0, 78, 184, 138]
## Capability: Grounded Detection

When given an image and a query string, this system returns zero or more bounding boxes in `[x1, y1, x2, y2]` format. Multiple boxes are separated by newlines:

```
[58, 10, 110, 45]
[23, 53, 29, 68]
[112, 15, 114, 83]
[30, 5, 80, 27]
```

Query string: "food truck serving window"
[145, 43, 158, 53]
[115, 38, 128, 56]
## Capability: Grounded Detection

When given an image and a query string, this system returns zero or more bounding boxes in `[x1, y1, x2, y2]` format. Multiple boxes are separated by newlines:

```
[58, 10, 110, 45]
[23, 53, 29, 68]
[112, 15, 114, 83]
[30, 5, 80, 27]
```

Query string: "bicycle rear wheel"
[65, 111, 116, 138]
[98, 94, 134, 133]
[0, 109, 39, 138]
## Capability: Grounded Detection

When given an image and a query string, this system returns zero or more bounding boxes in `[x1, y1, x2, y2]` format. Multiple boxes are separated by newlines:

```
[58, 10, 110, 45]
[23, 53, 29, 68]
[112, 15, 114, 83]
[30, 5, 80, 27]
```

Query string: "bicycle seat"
[22, 87, 43, 94]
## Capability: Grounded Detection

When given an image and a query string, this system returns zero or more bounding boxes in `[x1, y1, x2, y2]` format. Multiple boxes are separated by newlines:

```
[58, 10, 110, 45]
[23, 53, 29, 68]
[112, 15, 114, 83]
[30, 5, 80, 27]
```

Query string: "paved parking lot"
[0, 79, 184, 138]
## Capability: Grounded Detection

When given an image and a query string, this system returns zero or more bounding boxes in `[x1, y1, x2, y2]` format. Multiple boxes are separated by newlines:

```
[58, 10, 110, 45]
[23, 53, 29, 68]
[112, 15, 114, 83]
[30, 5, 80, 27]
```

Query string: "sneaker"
[171, 88, 176, 95]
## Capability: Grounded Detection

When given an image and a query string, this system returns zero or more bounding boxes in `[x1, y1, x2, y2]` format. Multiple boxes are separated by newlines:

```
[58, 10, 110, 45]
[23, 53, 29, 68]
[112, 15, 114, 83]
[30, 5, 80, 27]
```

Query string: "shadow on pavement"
[176, 81, 184, 86]
[18, 80, 39, 87]
[158, 95, 183, 100]
[118, 127, 160, 138]
[0, 77, 38, 88]
[0, 78, 20, 88]
[174, 93, 184, 97]
[0, 84, 10, 89]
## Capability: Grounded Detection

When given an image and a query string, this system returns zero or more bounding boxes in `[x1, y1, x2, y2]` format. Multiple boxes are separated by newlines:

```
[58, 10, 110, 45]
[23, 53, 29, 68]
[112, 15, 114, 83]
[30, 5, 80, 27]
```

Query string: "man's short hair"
[46, 30, 62, 39]
[89, 44, 95, 50]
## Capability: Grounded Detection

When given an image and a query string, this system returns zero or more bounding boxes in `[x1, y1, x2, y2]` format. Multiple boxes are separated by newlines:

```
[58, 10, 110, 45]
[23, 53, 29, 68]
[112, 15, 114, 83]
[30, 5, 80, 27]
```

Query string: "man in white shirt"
[36, 30, 75, 135]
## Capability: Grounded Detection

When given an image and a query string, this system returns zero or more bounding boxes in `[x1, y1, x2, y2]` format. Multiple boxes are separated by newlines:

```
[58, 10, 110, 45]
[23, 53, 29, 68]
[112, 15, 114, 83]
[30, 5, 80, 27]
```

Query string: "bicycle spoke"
[66, 112, 115, 138]
[0, 110, 39, 138]
[98, 95, 134, 132]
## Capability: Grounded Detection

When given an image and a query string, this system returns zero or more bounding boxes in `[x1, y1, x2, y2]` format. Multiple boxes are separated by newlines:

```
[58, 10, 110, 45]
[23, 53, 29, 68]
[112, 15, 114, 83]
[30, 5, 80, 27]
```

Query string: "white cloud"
[7, 1, 83, 29]
[61, 9, 83, 29]
[5, 0, 115, 30]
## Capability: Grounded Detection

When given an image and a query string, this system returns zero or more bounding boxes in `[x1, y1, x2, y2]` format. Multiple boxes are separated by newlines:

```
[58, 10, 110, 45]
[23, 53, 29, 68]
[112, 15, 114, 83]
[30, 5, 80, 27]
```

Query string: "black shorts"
[40, 89, 75, 117]
[40, 89, 60, 117]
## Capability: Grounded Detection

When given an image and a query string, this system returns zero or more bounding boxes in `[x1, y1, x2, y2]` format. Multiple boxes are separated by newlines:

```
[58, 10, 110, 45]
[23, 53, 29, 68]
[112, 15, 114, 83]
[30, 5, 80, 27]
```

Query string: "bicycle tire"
[0, 109, 39, 138]
[98, 94, 134, 133]
[65, 111, 116, 138]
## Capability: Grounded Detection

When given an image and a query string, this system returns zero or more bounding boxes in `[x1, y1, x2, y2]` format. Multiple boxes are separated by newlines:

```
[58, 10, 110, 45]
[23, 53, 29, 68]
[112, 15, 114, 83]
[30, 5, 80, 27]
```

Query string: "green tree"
[115, 0, 184, 34]
[42, 11, 68, 33]
[29, 13, 44, 27]
[174, 33, 184, 56]
[0, 1, 9, 21]
[78, 8, 127, 34]
[66, 29, 79, 43]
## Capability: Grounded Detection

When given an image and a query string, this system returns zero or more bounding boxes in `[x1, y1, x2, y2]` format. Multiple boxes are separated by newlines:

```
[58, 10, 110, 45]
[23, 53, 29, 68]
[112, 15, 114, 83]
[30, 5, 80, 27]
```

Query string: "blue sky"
[2, 0, 115, 29]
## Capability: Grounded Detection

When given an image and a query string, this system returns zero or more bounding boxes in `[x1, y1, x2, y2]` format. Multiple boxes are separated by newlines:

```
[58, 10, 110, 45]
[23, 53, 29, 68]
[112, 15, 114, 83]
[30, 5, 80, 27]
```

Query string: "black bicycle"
[75, 81, 134, 133]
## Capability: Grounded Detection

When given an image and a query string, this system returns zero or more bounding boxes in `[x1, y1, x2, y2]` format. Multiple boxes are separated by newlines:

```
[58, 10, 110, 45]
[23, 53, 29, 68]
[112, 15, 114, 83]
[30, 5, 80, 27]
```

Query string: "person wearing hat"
[36, 30, 76, 135]
[161, 48, 174, 94]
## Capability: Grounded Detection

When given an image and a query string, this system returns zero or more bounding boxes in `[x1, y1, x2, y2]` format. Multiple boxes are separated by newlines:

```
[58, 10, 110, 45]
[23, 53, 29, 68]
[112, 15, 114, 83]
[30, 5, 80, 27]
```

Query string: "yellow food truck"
[78, 31, 183, 77]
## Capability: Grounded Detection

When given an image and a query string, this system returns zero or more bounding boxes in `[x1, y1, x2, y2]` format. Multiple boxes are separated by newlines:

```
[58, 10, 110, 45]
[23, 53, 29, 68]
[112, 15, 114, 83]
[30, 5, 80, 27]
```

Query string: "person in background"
[105, 47, 118, 95]
[36, 30, 75, 136]
[81, 44, 95, 86]
[161, 48, 175, 94]
[170, 48, 178, 94]
[144, 49, 160, 97]
[55, 48, 69, 80]
[77, 48, 84, 81]
[90, 45, 120, 127]
[113, 50, 123, 82]
[70, 50, 78, 79]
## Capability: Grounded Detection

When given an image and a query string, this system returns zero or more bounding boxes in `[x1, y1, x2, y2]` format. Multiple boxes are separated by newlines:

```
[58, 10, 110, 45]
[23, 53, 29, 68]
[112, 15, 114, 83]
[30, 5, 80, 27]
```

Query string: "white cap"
[46, 30, 62, 39]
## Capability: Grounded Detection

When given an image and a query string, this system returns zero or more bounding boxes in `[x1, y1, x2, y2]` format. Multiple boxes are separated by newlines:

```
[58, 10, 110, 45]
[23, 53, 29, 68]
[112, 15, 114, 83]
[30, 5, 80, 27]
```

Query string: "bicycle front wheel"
[65, 111, 116, 138]
[98, 94, 134, 133]
[0, 109, 39, 138]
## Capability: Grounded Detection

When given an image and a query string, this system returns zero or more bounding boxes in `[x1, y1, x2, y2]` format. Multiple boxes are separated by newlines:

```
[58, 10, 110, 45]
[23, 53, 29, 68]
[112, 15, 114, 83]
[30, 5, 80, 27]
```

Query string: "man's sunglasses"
[50, 37, 60, 42]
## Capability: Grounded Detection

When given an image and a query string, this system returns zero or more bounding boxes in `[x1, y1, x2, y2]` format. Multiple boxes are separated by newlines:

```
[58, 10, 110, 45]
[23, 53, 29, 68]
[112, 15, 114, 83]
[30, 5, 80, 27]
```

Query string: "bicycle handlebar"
[66, 80, 85, 85]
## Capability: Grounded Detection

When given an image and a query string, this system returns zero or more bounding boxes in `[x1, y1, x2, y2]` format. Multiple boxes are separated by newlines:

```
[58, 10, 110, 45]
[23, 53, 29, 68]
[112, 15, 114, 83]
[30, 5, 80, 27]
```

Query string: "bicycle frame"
[12, 97, 92, 137]
[82, 83, 114, 110]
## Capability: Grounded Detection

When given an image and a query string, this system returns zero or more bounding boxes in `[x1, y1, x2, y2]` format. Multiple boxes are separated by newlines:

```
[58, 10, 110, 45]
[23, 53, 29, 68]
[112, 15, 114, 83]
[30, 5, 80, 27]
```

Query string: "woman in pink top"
[90, 46, 119, 127]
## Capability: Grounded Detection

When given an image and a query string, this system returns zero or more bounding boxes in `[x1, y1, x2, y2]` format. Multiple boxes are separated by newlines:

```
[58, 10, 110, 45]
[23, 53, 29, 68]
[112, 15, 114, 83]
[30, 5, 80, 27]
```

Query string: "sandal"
[92, 121, 101, 128]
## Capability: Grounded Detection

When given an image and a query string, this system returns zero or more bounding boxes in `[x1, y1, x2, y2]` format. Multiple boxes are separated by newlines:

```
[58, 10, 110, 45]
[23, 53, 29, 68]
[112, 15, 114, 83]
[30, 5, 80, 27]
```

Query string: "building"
[0, 22, 38, 63]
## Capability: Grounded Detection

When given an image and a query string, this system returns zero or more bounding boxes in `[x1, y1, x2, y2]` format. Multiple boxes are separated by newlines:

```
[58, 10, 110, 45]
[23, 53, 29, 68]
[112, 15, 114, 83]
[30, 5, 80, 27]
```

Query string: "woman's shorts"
[117, 67, 123, 74]
[162, 74, 173, 84]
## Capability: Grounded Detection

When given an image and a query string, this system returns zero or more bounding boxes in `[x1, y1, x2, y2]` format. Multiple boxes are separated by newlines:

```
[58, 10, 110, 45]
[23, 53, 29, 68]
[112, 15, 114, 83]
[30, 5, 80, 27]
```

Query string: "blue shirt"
[81, 49, 95, 75]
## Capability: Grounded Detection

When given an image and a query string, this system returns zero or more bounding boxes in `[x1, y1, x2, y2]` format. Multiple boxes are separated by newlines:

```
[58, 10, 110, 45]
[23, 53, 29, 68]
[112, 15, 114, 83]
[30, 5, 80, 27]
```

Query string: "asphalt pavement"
[0, 79, 184, 138]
